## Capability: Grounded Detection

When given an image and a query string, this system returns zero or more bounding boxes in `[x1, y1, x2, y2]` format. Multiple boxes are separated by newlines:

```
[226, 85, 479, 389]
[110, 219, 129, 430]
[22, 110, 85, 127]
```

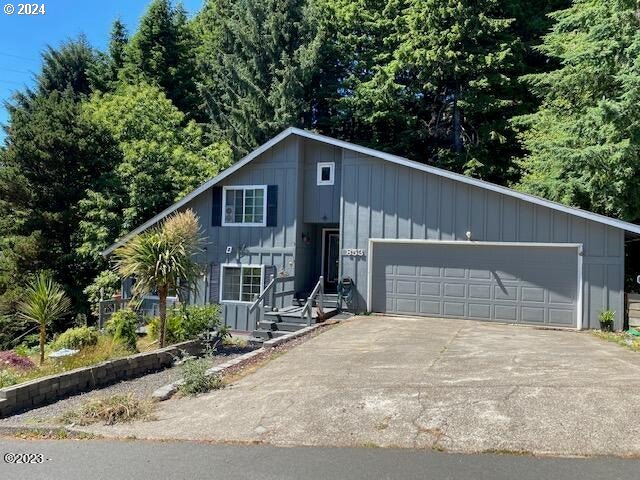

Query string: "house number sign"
[344, 248, 365, 256]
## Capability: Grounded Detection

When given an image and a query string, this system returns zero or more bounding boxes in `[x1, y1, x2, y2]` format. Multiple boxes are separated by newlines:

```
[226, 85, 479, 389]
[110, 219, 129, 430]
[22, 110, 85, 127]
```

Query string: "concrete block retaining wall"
[0, 340, 204, 418]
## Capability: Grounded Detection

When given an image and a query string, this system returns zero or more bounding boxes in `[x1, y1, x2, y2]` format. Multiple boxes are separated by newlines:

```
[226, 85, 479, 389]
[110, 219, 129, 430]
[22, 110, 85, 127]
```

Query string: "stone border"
[152, 323, 324, 401]
[0, 339, 205, 418]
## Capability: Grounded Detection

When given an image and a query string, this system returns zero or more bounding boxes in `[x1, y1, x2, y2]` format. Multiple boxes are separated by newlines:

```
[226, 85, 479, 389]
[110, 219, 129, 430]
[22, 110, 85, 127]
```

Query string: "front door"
[322, 229, 340, 292]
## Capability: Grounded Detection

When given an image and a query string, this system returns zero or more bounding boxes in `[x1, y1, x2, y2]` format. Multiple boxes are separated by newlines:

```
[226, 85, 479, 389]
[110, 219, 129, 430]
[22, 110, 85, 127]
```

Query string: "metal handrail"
[249, 275, 276, 313]
[302, 276, 324, 326]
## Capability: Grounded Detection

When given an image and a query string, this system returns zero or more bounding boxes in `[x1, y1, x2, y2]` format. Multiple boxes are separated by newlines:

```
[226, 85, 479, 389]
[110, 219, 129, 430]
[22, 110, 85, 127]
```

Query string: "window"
[317, 162, 335, 186]
[220, 265, 264, 302]
[222, 186, 267, 226]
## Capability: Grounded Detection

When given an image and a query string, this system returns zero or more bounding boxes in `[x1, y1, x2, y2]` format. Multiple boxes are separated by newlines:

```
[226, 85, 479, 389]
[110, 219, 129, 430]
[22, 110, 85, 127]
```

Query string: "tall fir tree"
[198, 0, 327, 156]
[123, 0, 200, 117]
[514, 0, 640, 221]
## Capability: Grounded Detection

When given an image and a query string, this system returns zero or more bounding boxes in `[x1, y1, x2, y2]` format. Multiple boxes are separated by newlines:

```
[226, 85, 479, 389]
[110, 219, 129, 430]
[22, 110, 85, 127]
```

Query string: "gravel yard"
[0, 345, 253, 427]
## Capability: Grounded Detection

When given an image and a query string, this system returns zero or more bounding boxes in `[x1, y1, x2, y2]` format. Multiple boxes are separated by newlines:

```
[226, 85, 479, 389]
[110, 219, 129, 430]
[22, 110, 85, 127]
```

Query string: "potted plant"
[599, 310, 615, 332]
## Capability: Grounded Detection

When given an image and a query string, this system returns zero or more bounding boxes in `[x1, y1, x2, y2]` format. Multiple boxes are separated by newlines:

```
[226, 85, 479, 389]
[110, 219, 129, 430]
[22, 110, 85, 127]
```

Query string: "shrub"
[179, 357, 223, 395]
[0, 350, 35, 371]
[0, 370, 19, 388]
[599, 310, 615, 325]
[105, 310, 138, 352]
[149, 304, 222, 344]
[61, 394, 154, 425]
[83, 270, 121, 317]
[51, 326, 99, 350]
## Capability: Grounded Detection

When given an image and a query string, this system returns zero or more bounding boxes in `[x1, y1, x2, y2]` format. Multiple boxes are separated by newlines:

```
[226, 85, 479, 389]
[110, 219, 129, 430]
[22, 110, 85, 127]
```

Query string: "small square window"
[317, 162, 335, 186]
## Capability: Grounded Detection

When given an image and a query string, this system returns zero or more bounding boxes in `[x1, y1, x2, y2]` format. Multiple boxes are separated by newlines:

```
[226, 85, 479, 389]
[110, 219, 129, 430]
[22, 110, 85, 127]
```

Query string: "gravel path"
[0, 345, 253, 427]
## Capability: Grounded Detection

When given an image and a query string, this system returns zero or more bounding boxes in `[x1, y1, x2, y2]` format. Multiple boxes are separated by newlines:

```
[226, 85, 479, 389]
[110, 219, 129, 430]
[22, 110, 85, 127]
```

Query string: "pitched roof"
[103, 127, 640, 255]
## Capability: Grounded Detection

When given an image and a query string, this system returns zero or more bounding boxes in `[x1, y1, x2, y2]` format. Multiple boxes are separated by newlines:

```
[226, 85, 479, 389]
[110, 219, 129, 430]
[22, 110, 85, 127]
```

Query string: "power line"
[0, 67, 32, 74]
[0, 51, 38, 62]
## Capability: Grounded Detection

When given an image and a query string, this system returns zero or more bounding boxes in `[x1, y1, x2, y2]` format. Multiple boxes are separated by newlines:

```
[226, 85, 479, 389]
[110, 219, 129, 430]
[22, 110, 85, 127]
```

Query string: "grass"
[60, 394, 155, 426]
[222, 335, 248, 348]
[591, 330, 640, 352]
[179, 357, 224, 396]
[1, 335, 135, 387]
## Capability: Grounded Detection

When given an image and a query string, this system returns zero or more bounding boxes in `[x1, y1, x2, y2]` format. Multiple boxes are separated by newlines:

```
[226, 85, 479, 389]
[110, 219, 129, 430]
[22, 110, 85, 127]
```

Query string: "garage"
[368, 241, 581, 328]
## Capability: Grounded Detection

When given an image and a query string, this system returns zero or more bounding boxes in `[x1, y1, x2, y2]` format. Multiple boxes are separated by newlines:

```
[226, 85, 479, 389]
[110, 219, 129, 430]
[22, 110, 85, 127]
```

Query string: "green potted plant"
[599, 310, 615, 332]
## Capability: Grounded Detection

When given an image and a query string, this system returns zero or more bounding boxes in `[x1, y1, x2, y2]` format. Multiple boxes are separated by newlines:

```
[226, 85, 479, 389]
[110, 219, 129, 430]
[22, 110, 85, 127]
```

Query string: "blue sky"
[0, 0, 202, 143]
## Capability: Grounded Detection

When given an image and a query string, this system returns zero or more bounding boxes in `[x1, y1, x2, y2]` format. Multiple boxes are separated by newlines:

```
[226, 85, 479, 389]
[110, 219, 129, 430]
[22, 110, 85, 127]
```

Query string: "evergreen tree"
[199, 0, 326, 156]
[0, 90, 119, 314]
[123, 0, 200, 117]
[514, 0, 640, 220]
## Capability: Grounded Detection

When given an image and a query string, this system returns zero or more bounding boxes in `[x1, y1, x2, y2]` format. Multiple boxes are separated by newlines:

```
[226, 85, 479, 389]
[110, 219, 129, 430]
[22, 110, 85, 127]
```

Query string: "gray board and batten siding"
[339, 150, 625, 330]
[104, 128, 639, 332]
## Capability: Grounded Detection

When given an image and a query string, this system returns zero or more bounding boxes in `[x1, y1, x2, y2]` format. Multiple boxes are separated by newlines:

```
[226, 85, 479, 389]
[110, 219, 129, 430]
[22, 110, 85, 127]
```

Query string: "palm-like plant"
[113, 210, 203, 348]
[18, 272, 71, 365]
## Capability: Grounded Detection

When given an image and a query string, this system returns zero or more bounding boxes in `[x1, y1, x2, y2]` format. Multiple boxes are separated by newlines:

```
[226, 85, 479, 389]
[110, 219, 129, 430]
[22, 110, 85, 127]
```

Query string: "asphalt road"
[0, 438, 638, 480]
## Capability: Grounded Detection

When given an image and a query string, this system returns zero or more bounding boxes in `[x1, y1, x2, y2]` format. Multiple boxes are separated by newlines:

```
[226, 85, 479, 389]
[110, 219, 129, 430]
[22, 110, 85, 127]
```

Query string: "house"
[103, 127, 640, 337]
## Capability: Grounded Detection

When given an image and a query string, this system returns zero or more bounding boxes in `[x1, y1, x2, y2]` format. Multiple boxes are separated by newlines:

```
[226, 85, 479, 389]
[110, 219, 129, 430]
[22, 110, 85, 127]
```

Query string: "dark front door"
[323, 229, 340, 292]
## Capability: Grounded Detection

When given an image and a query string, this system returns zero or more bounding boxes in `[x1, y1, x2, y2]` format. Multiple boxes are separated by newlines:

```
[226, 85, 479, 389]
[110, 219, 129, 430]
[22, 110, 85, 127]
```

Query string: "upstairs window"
[222, 186, 267, 226]
[317, 162, 335, 186]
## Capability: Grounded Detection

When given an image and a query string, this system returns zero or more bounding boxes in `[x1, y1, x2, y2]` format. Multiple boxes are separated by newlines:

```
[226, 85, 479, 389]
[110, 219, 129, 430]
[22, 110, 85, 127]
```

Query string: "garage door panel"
[444, 302, 465, 317]
[419, 300, 441, 315]
[522, 287, 545, 302]
[420, 282, 441, 295]
[521, 307, 545, 323]
[396, 298, 418, 313]
[495, 285, 517, 300]
[495, 305, 518, 321]
[444, 267, 466, 278]
[370, 243, 578, 328]
[444, 283, 465, 298]
[469, 284, 491, 299]
[396, 280, 418, 295]
[420, 266, 441, 277]
[469, 269, 492, 280]
[397, 265, 417, 276]
[468, 303, 491, 319]
[549, 309, 574, 325]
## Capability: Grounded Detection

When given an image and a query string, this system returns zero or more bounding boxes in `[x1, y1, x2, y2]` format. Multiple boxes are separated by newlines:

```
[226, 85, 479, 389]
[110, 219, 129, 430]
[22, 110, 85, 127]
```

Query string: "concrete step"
[258, 320, 308, 332]
[264, 306, 338, 322]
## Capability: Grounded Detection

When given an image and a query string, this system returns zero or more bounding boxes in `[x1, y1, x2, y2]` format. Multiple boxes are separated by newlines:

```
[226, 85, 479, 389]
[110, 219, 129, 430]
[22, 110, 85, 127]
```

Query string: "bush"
[0, 350, 35, 371]
[149, 304, 222, 345]
[83, 270, 121, 317]
[51, 326, 99, 350]
[599, 310, 615, 325]
[0, 370, 19, 388]
[61, 394, 154, 425]
[105, 310, 138, 352]
[179, 357, 223, 395]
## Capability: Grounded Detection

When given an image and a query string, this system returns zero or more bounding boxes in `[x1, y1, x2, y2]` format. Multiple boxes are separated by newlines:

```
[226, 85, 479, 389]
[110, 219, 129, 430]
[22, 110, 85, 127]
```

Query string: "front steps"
[248, 303, 339, 346]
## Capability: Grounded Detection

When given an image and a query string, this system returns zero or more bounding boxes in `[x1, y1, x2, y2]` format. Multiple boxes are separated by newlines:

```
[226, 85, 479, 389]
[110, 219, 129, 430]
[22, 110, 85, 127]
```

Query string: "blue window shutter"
[266, 185, 278, 227]
[211, 187, 222, 226]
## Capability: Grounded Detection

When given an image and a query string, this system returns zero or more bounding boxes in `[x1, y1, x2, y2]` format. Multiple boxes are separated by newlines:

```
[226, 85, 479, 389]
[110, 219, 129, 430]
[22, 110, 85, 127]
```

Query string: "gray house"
[104, 127, 640, 336]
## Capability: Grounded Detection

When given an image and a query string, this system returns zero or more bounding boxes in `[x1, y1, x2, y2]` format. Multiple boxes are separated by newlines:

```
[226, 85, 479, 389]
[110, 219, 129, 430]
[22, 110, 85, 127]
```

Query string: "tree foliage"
[515, 0, 640, 220]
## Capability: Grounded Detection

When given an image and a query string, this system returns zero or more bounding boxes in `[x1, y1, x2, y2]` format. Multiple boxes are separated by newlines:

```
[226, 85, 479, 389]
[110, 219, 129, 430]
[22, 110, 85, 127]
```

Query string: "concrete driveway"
[82, 316, 640, 455]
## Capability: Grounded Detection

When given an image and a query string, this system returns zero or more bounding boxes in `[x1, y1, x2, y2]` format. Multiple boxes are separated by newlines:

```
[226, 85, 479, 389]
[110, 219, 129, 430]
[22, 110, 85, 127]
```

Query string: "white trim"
[321, 228, 340, 283]
[103, 126, 640, 255]
[577, 245, 584, 330]
[221, 185, 267, 227]
[366, 239, 584, 330]
[316, 162, 335, 186]
[367, 239, 583, 248]
[219, 263, 265, 304]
